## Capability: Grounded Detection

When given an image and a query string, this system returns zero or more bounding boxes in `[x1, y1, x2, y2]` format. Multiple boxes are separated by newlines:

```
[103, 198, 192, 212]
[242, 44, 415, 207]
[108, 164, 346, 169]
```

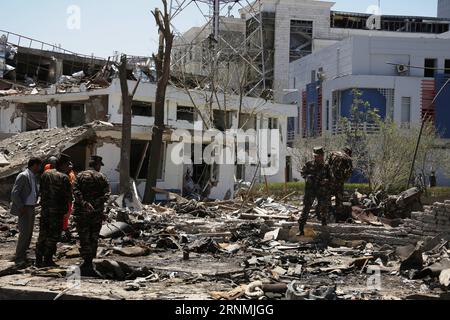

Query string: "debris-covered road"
[0, 194, 449, 300]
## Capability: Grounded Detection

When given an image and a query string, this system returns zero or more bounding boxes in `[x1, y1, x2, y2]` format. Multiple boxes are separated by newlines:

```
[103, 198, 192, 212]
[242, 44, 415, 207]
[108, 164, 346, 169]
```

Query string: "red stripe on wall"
[421, 79, 435, 123]
[302, 90, 307, 138]
[317, 86, 322, 136]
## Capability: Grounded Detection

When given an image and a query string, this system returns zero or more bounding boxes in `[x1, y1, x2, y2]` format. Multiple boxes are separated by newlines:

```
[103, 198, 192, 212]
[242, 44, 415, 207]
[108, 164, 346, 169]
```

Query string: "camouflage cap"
[90, 155, 105, 166]
[313, 147, 325, 155]
[57, 153, 71, 165]
[47, 156, 58, 165]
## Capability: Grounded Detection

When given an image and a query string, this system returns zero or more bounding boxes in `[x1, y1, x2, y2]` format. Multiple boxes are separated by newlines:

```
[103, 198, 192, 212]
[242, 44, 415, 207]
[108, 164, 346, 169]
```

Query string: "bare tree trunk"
[143, 0, 174, 204]
[119, 54, 132, 194]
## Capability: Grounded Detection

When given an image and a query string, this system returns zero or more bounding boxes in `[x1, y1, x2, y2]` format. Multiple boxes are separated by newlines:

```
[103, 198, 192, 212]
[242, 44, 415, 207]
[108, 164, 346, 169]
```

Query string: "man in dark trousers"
[298, 147, 331, 236]
[327, 147, 353, 221]
[10, 157, 42, 267]
[36, 154, 73, 268]
[73, 156, 110, 276]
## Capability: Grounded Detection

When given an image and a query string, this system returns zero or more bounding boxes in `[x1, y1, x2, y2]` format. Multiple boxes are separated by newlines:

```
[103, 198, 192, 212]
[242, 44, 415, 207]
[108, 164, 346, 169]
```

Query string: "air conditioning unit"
[397, 64, 409, 74]
[317, 71, 326, 81]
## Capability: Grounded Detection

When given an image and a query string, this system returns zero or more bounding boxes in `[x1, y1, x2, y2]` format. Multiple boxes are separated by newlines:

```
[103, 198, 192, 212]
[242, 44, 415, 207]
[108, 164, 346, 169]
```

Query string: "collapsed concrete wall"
[0, 121, 112, 199]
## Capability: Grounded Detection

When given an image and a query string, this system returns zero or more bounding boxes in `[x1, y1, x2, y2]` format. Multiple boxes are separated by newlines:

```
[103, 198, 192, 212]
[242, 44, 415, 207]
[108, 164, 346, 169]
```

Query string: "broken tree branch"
[143, 0, 174, 204]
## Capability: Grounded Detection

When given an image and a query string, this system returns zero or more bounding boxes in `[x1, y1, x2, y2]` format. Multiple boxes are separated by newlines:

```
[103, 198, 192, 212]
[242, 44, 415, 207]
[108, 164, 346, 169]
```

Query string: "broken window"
[401, 97, 411, 127]
[61, 103, 85, 128]
[236, 164, 245, 181]
[63, 140, 88, 173]
[130, 141, 165, 180]
[239, 113, 257, 130]
[445, 59, 450, 75]
[424, 58, 437, 77]
[287, 117, 296, 141]
[23, 104, 48, 131]
[311, 70, 316, 83]
[213, 110, 234, 131]
[177, 106, 195, 123]
[268, 117, 279, 130]
[290, 20, 313, 63]
[132, 101, 153, 117]
[331, 12, 450, 34]
[332, 91, 340, 130]
[308, 103, 315, 137]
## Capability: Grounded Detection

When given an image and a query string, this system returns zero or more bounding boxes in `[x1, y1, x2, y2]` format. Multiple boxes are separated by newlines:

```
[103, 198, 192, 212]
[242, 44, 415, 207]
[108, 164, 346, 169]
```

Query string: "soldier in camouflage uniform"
[327, 147, 353, 221]
[73, 156, 110, 276]
[298, 147, 331, 236]
[36, 154, 73, 267]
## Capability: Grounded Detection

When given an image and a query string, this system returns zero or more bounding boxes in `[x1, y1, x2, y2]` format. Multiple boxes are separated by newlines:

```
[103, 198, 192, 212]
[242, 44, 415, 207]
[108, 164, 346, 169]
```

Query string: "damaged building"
[0, 30, 297, 200]
[0, 2, 449, 302]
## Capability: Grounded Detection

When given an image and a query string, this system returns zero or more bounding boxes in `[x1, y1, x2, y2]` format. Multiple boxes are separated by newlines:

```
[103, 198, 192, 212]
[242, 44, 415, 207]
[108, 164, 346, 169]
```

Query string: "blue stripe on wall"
[435, 73, 450, 139]
[340, 89, 387, 120]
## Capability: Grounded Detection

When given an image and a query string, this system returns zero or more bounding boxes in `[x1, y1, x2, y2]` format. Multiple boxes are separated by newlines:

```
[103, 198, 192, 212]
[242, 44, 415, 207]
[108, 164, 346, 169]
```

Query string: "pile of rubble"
[0, 186, 449, 300]
[0, 121, 113, 179]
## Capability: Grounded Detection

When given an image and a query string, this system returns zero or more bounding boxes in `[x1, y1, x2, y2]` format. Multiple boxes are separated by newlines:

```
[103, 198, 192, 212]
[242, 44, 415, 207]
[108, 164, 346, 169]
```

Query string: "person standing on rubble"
[36, 154, 73, 268]
[298, 147, 331, 236]
[327, 147, 353, 221]
[73, 156, 110, 276]
[10, 157, 43, 267]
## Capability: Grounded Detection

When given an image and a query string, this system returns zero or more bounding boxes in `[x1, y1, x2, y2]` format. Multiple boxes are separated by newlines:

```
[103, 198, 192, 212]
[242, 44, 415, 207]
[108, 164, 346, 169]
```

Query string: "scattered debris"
[0, 181, 449, 300]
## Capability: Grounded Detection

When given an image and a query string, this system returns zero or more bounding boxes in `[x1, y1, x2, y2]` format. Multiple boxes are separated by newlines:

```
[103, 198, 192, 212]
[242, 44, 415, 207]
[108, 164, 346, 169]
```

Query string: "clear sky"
[0, 0, 440, 58]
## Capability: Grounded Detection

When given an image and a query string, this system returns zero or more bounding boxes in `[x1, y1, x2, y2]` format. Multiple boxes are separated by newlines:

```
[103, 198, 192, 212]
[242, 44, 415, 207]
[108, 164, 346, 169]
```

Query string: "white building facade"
[287, 35, 450, 184]
[439, 0, 450, 18]
[0, 79, 297, 199]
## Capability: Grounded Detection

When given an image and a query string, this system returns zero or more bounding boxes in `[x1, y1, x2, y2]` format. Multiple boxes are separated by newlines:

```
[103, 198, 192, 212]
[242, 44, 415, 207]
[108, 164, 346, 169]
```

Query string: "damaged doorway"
[61, 102, 86, 127]
[130, 140, 165, 181]
[186, 144, 218, 198]
[63, 140, 89, 173]
[22, 103, 48, 131]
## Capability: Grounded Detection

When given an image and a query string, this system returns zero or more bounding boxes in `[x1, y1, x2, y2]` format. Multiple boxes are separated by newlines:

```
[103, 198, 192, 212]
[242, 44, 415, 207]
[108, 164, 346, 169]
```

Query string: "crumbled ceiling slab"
[0, 121, 113, 179]
[0, 154, 9, 167]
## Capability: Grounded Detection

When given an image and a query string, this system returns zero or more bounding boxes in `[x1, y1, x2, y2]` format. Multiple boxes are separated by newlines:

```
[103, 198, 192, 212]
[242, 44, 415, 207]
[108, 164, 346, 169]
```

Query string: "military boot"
[80, 258, 97, 277]
[296, 224, 305, 237]
[35, 253, 43, 268]
[43, 256, 58, 268]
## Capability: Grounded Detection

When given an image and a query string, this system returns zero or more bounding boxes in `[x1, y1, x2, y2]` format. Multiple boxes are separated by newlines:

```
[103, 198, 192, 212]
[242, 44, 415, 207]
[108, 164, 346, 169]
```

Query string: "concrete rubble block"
[100, 222, 133, 239]
[421, 216, 438, 224]
[113, 246, 150, 257]
[411, 212, 424, 220]
[436, 218, 450, 225]
[440, 269, 450, 288]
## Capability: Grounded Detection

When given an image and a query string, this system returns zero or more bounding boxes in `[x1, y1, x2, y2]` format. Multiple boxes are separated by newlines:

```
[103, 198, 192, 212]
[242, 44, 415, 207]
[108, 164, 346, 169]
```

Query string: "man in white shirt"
[10, 157, 42, 267]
